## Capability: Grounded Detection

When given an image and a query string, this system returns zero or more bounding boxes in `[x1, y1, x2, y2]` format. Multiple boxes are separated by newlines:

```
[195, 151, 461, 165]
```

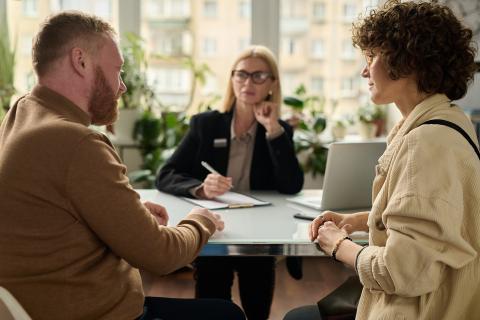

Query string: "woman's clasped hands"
[309, 211, 365, 256]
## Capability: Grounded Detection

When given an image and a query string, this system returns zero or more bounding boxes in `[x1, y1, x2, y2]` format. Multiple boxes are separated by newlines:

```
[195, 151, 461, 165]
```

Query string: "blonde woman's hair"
[220, 45, 282, 113]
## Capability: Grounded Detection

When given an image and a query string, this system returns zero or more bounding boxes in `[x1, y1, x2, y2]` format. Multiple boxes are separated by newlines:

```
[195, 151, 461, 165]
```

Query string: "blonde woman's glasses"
[231, 70, 274, 84]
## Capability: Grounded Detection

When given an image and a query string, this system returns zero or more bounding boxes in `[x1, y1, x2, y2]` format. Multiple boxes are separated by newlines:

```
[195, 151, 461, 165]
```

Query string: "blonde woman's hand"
[254, 101, 282, 135]
[197, 173, 233, 199]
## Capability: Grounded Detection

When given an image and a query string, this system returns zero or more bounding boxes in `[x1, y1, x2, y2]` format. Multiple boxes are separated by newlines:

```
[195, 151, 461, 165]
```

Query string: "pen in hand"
[201, 161, 221, 175]
[201, 161, 234, 189]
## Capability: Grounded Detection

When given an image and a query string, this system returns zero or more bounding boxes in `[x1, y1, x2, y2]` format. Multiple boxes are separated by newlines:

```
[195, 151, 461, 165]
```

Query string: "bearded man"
[0, 11, 244, 320]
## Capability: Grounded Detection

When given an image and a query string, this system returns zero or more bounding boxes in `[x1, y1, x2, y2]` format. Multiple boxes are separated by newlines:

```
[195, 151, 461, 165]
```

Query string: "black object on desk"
[293, 213, 316, 221]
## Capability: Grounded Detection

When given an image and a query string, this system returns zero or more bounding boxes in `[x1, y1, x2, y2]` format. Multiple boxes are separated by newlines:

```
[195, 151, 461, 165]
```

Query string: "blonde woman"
[156, 45, 303, 319]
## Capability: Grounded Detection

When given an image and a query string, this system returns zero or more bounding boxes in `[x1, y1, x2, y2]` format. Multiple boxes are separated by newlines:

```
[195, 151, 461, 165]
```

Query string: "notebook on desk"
[182, 191, 270, 210]
[288, 140, 386, 211]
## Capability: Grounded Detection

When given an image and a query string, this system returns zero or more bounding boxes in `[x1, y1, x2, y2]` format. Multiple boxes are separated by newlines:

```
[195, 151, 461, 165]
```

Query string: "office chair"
[0, 287, 32, 320]
[317, 276, 362, 320]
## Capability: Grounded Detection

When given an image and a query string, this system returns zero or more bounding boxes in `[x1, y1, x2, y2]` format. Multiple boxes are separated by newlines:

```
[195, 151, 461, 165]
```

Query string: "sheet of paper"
[214, 192, 269, 205]
[182, 191, 270, 209]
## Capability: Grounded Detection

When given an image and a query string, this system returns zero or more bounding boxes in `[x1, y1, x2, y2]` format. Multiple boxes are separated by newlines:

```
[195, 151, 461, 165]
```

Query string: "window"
[201, 75, 218, 95]
[149, 29, 191, 56]
[144, 0, 190, 18]
[282, 72, 300, 95]
[51, 0, 112, 20]
[154, 33, 181, 56]
[147, 67, 190, 106]
[23, 0, 38, 17]
[312, 2, 326, 23]
[238, 37, 250, 53]
[341, 40, 356, 60]
[202, 37, 217, 57]
[238, 0, 251, 19]
[342, 3, 357, 23]
[311, 39, 325, 60]
[140, 0, 250, 111]
[282, 37, 297, 56]
[280, 0, 375, 113]
[20, 36, 34, 56]
[362, 0, 379, 11]
[311, 77, 324, 93]
[340, 77, 357, 97]
[281, 0, 307, 18]
[203, 0, 218, 18]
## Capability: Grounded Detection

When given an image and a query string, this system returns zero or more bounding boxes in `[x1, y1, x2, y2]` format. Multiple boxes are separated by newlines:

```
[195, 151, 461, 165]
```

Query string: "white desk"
[137, 189, 368, 256]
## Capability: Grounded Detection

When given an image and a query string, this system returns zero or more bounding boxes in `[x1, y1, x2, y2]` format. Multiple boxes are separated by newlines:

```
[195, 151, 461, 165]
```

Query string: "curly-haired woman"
[285, 1, 479, 319]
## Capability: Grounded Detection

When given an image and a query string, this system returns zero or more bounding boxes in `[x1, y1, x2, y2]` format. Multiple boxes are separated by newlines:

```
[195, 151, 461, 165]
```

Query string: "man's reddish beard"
[88, 66, 119, 126]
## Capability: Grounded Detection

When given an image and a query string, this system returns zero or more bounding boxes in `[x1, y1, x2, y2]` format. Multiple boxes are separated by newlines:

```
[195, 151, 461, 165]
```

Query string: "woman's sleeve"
[266, 121, 304, 194]
[155, 116, 203, 197]
[356, 134, 477, 297]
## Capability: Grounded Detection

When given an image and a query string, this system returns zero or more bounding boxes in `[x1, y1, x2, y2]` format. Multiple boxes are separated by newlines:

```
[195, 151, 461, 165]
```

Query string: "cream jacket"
[356, 94, 480, 320]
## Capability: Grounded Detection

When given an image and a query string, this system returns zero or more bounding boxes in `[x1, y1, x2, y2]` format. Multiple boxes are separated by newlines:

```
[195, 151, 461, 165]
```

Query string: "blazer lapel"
[212, 111, 233, 175]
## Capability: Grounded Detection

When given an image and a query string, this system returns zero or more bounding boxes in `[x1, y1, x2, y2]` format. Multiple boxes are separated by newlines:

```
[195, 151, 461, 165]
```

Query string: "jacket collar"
[378, 94, 452, 174]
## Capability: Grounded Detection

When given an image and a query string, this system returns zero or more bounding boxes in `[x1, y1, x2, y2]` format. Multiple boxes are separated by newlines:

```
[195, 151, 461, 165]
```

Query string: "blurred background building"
[3, 0, 382, 116]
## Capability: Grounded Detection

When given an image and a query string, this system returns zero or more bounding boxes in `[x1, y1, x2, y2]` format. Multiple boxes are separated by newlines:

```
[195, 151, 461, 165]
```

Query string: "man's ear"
[70, 47, 88, 76]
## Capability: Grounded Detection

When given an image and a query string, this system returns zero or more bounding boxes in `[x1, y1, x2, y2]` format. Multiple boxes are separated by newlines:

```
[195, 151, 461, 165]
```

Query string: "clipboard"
[182, 191, 271, 210]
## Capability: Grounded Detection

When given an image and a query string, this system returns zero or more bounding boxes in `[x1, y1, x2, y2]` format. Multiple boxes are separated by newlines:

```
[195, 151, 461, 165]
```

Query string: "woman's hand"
[197, 173, 233, 199]
[143, 201, 169, 226]
[309, 211, 369, 241]
[254, 101, 282, 135]
[315, 221, 350, 256]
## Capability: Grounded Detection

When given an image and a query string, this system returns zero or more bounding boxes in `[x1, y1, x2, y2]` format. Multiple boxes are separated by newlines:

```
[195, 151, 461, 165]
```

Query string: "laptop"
[288, 140, 386, 210]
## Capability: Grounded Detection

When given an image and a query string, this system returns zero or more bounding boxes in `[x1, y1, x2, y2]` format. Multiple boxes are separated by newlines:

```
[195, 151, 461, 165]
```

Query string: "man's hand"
[187, 207, 224, 231]
[143, 201, 169, 226]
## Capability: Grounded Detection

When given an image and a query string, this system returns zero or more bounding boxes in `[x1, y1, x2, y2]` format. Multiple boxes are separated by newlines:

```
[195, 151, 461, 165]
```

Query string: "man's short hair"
[32, 11, 116, 77]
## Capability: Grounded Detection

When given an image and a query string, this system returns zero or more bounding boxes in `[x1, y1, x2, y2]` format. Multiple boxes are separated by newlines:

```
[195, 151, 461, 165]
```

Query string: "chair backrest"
[0, 287, 32, 320]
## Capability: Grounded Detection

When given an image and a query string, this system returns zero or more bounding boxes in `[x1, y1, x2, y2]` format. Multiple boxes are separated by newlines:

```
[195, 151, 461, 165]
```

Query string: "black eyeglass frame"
[231, 70, 275, 84]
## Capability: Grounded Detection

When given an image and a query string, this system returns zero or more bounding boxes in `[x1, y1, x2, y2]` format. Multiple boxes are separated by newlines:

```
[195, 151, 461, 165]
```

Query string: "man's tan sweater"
[0, 85, 216, 320]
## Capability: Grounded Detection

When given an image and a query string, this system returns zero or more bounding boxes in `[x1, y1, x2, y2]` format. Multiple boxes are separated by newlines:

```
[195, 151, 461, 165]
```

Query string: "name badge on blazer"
[213, 138, 227, 148]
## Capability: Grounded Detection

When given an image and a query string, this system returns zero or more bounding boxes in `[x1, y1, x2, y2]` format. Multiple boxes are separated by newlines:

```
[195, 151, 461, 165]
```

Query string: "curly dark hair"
[352, 0, 477, 100]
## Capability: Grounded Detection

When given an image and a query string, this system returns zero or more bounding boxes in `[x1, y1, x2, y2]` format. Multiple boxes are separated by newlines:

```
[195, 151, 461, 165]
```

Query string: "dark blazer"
[156, 109, 304, 196]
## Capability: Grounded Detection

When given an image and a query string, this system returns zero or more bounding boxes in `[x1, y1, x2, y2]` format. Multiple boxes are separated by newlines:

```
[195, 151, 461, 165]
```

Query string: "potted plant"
[0, 26, 15, 122]
[130, 109, 189, 188]
[283, 84, 328, 178]
[114, 32, 154, 142]
[331, 115, 353, 140]
[356, 103, 385, 139]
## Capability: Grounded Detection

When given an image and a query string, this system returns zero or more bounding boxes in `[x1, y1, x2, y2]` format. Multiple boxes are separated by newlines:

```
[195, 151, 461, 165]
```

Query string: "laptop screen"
[320, 140, 386, 210]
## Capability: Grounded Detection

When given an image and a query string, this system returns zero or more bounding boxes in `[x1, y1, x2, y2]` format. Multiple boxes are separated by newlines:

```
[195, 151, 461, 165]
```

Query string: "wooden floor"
[145, 257, 355, 320]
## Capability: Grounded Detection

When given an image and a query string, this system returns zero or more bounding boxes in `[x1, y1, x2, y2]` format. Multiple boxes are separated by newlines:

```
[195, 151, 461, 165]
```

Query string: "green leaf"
[313, 116, 327, 133]
[283, 96, 304, 109]
[294, 84, 306, 96]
